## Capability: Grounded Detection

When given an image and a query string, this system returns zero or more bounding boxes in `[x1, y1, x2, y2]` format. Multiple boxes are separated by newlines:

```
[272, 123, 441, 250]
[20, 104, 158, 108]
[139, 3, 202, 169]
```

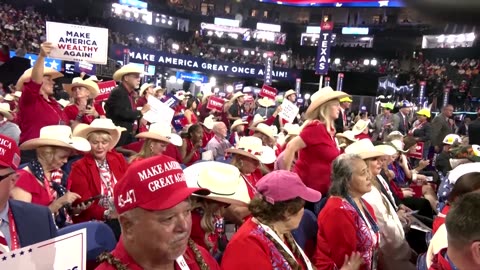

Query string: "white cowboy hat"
[73, 118, 126, 151]
[13, 91, 22, 98]
[136, 122, 183, 146]
[201, 115, 215, 130]
[85, 75, 103, 82]
[250, 114, 266, 128]
[139, 83, 154, 97]
[175, 92, 186, 101]
[62, 77, 100, 98]
[389, 139, 408, 153]
[226, 136, 276, 164]
[305, 86, 349, 119]
[251, 123, 275, 141]
[4, 94, 14, 102]
[16, 67, 63, 91]
[0, 103, 13, 121]
[184, 161, 250, 206]
[20, 125, 91, 152]
[448, 162, 480, 184]
[112, 64, 145, 82]
[345, 139, 391, 160]
[57, 99, 71, 108]
[283, 123, 301, 140]
[284, 89, 296, 99]
[230, 119, 248, 131]
[230, 92, 245, 102]
[443, 134, 461, 145]
[336, 130, 359, 143]
[258, 97, 275, 108]
[352, 119, 369, 135]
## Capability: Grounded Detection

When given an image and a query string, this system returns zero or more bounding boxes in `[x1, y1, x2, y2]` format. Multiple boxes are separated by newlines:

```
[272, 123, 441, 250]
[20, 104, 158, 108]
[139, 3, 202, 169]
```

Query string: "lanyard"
[345, 196, 379, 234]
[42, 176, 55, 203]
[175, 255, 190, 270]
[96, 160, 116, 198]
[255, 219, 313, 270]
[241, 174, 258, 197]
[7, 208, 20, 250]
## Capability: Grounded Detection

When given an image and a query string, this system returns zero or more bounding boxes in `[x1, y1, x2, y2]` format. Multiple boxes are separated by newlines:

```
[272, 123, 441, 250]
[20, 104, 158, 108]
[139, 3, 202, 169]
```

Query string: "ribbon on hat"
[237, 147, 262, 156]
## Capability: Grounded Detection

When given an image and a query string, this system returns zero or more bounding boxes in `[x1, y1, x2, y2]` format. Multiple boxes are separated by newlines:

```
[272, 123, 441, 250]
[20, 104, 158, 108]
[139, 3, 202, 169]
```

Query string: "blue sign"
[119, 0, 148, 9]
[111, 45, 296, 81]
[9, 51, 62, 71]
[161, 94, 179, 108]
[315, 22, 334, 75]
[264, 55, 273, 85]
[176, 71, 208, 83]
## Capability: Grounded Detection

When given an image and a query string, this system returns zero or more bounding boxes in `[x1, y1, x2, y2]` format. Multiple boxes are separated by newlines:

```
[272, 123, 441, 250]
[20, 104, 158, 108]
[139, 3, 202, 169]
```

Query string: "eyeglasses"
[0, 171, 17, 182]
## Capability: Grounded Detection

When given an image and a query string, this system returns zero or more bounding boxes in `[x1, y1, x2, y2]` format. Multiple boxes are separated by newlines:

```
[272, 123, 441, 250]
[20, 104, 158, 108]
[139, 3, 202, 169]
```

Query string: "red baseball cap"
[114, 155, 209, 214]
[0, 134, 21, 170]
[256, 170, 321, 204]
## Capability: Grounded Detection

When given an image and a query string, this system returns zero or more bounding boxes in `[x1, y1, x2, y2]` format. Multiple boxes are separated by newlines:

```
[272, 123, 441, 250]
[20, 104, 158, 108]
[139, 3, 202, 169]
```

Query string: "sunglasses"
[0, 171, 17, 182]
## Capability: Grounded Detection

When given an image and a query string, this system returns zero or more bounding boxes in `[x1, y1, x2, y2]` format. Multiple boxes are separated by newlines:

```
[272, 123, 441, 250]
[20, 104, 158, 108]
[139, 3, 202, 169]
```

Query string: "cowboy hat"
[57, 99, 71, 108]
[352, 119, 369, 135]
[416, 108, 431, 118]
[136, 122, 183, 146]
[284, 89, 296, 99]
[184, 161, 250, 206]
[85, 75, 103, 82]
[0, 103, 13, 121]
[251, 123, 275, 141]
[226, 136, 276, 164]
[139, 83, 154, 97]
[230, 119, 248, 131]
[283, 123, 300, 141]
[250, 114, 266, 128]
[112, 63, 145, 82]
[15, 67, 63, 91]
[4, 94, 14, 102]
[20, 125, 91, 152]
[201, 115, 215, 130]
[335, 130, 359, 142]
[345, 139, 391, 160]
[340, 96, 353, 103]
[230, 92, 245, 102]
[258, 97, 275, 108]
[13, 91, 22, 98]
[443, 134, 461, 145]
[73, 118, 126, 151]
[305, 86, 349, 119]
[62, 77, 100, 98]
[389, 139, 408, 153]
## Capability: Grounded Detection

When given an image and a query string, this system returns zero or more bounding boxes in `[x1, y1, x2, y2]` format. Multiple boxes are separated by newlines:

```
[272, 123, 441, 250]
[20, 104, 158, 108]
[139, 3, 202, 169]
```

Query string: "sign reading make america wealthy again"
[111, 45, 296, 81]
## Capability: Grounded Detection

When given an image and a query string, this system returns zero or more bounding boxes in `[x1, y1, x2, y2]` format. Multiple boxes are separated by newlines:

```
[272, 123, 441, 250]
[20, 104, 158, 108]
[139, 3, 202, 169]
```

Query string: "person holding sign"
[96, 155, 220, 270]
[104, 64, 150, 147]
[16, 42, 69, 163]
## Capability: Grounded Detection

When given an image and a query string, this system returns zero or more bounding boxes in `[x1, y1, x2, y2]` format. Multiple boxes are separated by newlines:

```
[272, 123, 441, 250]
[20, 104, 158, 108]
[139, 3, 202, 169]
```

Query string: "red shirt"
[242, 169, 263, 199]
[136, 96, 147, 108]
[18, 80, 69, 144]
[295, 121, 340, 194]
[202, 127, 214, 148]
[15, 170, 53, 207]
[95, 238, 220, 270]
[164, 143, 183, 163]
[63, 104, 96, 124]
[355, 133, 371, 140]
[185, 139, 201, 167]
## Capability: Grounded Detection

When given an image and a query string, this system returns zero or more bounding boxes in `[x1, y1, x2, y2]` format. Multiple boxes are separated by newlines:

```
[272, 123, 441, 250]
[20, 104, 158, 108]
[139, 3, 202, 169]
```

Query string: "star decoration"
[28, 248, 33, 253]
[2, 256, 6, 261]
[11, 253, 15, 258]
[49, 60, 59, 70]
[20, 251, 25, 256]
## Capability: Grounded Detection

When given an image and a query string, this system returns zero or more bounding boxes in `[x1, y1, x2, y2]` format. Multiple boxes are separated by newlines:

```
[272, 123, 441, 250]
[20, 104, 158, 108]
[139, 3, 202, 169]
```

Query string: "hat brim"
[251, 127, 275, 141]
[74, 125, 122, 151]
[298, 187, 322, 203]
[358, 151, 388, 160]
[136, 132, 183, 147]
[63, 82, 100, 99]
[0, 109, 13, 121]
[231, 93, 245, 102]
[226, 146, 276, 164]
[139, 187, 210, 212]
[16, 68, 64, 91]
[305, 91, 349, 119]
[258, 99, 275, 108]
[335, 133, 358, 142]
[139, 84, 154, 97]
[113, 69, 145, 82]
[284, 90, 296, 98]
[19, 137, 91, 152]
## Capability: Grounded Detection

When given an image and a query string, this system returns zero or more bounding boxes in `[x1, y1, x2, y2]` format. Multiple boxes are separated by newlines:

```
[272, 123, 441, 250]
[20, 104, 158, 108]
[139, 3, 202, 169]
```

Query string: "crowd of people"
[0, 37, 478, 270]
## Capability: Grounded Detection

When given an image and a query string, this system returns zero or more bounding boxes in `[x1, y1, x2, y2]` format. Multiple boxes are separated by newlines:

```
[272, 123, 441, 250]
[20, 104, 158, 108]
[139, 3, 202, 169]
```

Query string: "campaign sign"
[0, 229, 86, 270]
[279, 99, 300, 123]
[207, 96, 225, 111]
[160, 94, 179, 108]
[315, 21, 334, 75]
[46, 21, 109, 64]
[408, 141, 424, 160]
[259, 84, 278, 100]
[94, 80, 117, 102]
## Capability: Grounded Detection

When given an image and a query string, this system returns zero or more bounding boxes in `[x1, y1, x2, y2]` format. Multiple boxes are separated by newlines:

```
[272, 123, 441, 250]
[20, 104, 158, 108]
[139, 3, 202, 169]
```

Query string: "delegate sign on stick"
[206, 96, 225, 111]
[46, 21, 109, 64]
[259, 84, 278, 100]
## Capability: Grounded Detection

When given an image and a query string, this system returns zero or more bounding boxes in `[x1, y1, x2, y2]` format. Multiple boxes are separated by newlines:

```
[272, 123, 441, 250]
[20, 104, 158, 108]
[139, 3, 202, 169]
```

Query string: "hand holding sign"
[40, 42, 55, 57]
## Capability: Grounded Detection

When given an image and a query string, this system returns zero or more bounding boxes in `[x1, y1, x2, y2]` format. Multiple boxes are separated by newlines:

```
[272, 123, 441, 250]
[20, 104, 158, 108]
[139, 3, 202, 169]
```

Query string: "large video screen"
[258, 0, 404, 7]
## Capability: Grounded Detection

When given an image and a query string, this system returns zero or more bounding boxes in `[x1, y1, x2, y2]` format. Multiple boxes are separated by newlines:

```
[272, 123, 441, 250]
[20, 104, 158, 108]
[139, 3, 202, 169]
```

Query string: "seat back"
[291, 209, 317, 249]
[57, 221, 117, 261]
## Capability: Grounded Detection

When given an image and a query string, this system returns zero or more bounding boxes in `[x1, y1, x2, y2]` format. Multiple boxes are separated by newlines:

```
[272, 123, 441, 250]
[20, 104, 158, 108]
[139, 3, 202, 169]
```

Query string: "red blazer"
[67, 151, 128, 223]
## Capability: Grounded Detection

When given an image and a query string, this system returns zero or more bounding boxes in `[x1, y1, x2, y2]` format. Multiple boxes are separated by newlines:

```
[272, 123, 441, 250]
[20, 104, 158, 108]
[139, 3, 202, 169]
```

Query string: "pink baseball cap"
[114, 155, 209, 214]
[0, 134, 21, 170]
[255, 170, 321, 204]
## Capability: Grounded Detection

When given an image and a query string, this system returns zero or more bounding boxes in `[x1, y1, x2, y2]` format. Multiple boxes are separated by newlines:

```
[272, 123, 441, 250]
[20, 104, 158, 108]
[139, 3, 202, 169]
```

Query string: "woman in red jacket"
[313, 154, 379, 270]
[283, 86, 350, 195]
[68, 119, 128, 225]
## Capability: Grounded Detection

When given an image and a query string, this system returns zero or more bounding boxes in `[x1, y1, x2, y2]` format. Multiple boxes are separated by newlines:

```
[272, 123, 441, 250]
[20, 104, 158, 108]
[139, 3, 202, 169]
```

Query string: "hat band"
[238, 147, 261, 156]
[197, 181, 235, 196]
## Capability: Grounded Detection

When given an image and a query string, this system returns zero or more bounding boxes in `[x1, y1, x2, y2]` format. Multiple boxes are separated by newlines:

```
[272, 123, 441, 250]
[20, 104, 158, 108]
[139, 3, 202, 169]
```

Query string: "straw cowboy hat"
[226, 136, 276, 164]
[136, 122, 183, 146]
[57, 99, 71, 108]
[251, 123, 275, 141]
[389, 139, 408, 153]
[13, 91, 22, 98]
[284, 89, 296, 99]
[112, 63, 145, 82]
[230, 119, 248, 131]
[345, 139, 393, 160]
[305, 86, 349, 119]
[258, 97, 275, 108]
[20, 125, 91, 152]
[62, 77, 100, 98]
[336, 130, 358, 142]
[184, 161, 250, 206]
[200, 115, 215, 130]
[230, 92, 245, 102]
[352, 119, 370, 135]
[16, 67, 63, 91]
[283, 123, 300, 141]
[251, 114, 266, 127]
[139, 83, 154, 97]
[0, 103, 13, 121]
[86, 75, 102, 82]
[4, 94, 14, 102]
[73, 118, 126, 151]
